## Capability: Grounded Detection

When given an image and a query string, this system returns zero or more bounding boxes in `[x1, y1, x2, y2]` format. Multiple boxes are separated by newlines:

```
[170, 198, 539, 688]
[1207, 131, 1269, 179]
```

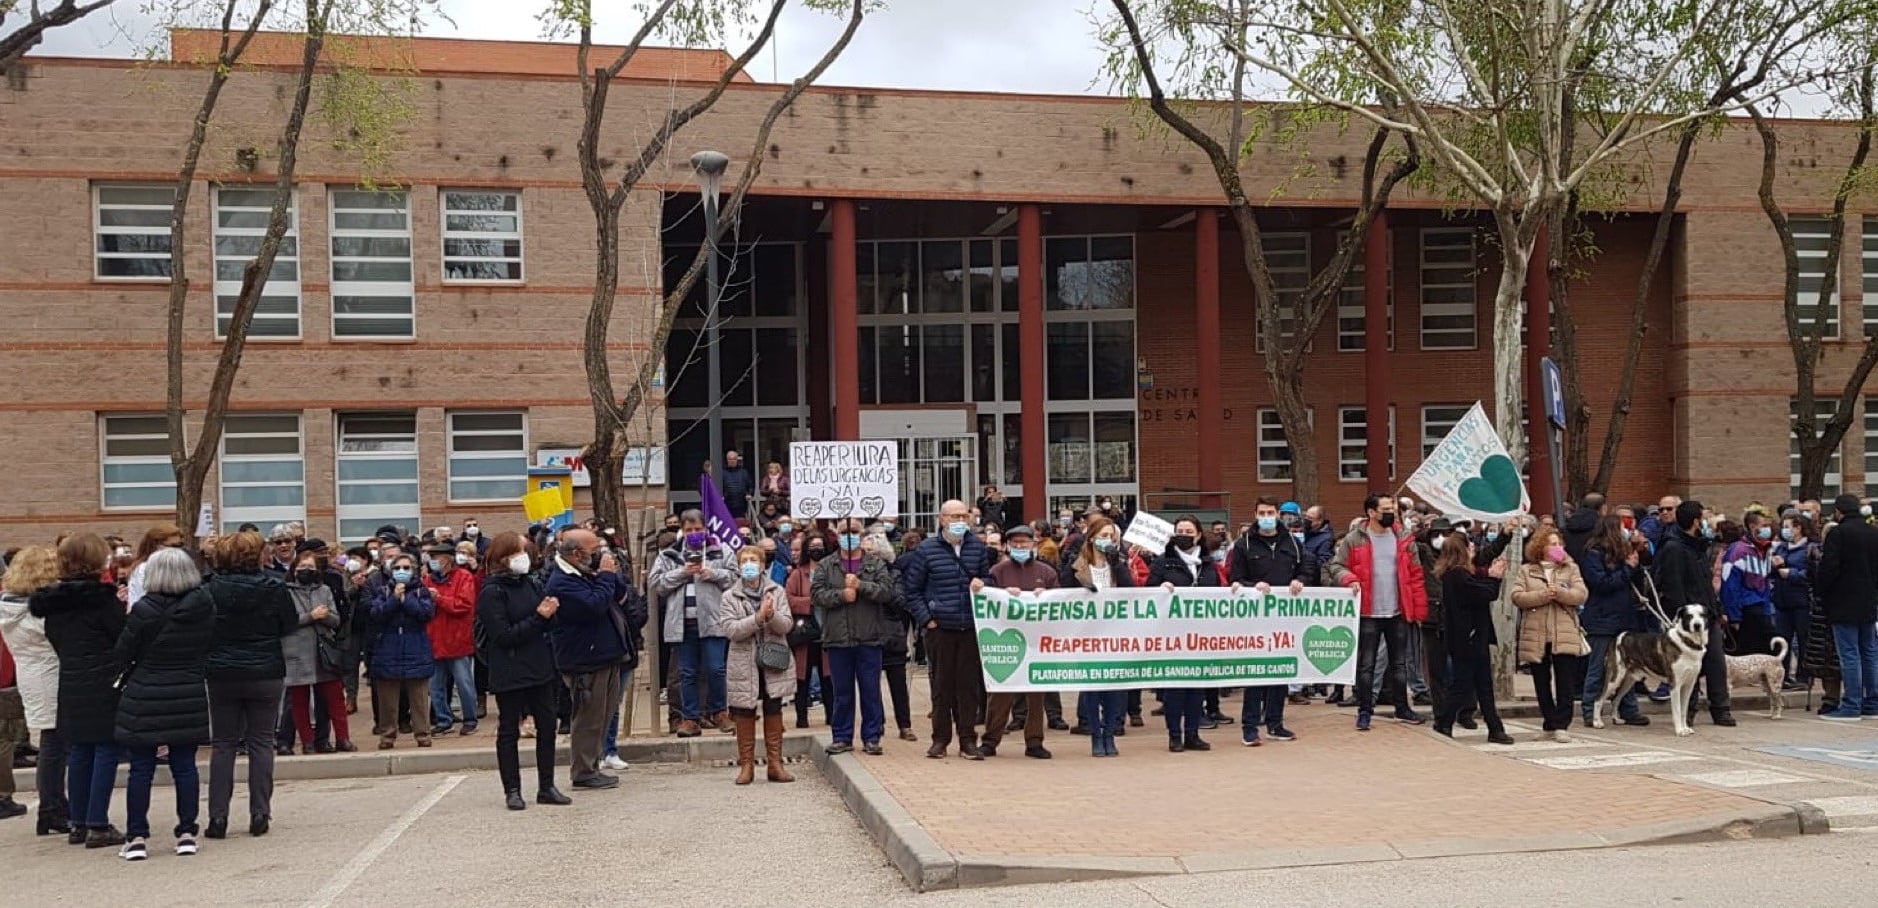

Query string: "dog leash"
[1633, 570, 1674, 630]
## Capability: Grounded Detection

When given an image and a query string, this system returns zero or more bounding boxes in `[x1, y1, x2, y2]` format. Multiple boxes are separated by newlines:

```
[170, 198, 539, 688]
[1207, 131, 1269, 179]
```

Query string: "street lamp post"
[690, 150, 730, 489]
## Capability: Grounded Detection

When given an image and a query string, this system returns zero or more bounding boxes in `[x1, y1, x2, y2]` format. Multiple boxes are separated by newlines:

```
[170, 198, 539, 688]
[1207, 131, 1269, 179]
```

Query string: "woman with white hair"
[113, 547, 217, 860]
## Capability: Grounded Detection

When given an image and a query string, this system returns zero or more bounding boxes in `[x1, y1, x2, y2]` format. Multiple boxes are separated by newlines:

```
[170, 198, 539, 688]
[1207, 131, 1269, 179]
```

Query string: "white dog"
[1592, 604, 1709, 737]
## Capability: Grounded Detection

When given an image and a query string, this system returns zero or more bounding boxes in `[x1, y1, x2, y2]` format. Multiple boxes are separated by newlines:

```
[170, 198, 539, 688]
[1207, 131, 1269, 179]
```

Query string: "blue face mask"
[1291, 531, 1305, 544]
[391, 568, 414, 584]
[1010, 547, 1033, 563]
[1701, 523, 1716, 539]
[1257, 516, 1278, 534]
[948, 521, 969, 539]
[1756, 526, 1772, 541]
[840, 533, 861, 551]
[1486, 531, 1500, 543]
[740, 563, 761, 581]
[1094, 537, 1116, 553]
[1781, 527, 1797, 542]
[778, 522, 792, 535]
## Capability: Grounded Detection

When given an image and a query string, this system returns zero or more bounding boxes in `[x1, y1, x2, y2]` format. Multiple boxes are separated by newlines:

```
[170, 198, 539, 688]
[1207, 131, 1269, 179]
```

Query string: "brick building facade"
[0, 34, 1870, 543]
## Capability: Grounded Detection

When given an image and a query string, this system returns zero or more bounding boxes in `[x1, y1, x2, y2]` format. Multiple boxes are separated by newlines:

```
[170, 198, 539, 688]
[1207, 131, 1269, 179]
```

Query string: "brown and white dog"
[1591, 604, 1709, 737]
[1724, 637, 1788, 720]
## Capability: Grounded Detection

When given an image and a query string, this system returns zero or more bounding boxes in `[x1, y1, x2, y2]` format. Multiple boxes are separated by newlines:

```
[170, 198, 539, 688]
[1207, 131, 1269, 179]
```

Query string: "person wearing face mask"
[1771, 513, 1818, 690]
[420, 543, 480, 737]
[1720, 511, 1779, 656]
[901, 499, 994, 760]
[1510, 527, 1590, 742]
[649, 512, 736, 738]
[812, 518, 898, 757]
[1228, 500, 1314, 745]
[718, 547, 794, 784]
[282, 551, 351, 755]
[366, 555, 436, 751]
[200, 531, 300, 838]
[475, 533, 571, 810]
[1577, 515, 1650, 729]
[1058, 516, 1133, 757]
[1328, 493, 1430, 731]
[978, 524, 1058, 760]
[462, 520, 489, 557]
[784, 533, 832, 730]
[547, 529, 642, 790]
[1149, 517, 1221, 753]
[1654, 500, 1735, 726]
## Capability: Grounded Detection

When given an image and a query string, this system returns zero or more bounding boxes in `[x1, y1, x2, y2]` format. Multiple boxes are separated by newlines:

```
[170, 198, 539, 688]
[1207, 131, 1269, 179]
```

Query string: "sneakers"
[120, 837, 148, 861]
[600, 754, 629, 771]
[959, 744, 985, 761]
[1266, 726, 1297, 742]
[1241, 728, 1263, 747]
[175, 832, 198, 856]
[1393, 709, 1426, 726]
[863, 741, 885, 756]
[85, 826, 126, 849]
[1550, 729, 1571, 743]
[1182, 735, 1212, 751]
[1819, 708, 1863, 721]
[899, 728, 919, 742]
[572, 773, 620, 790]
[1355, 713, 1372, 732]
[1648, 683, 1672, 703]
[1486, 731, 1517, 745]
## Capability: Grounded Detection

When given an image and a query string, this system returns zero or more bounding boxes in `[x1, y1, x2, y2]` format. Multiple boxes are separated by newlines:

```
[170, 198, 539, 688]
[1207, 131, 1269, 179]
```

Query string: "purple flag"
[698, 472, 745, 552]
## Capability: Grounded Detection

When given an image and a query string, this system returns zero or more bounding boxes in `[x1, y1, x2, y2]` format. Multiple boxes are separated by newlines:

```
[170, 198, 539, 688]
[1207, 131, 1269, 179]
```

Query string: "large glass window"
[330, 189, 414, 339]
[1338, 230, 1394, 352]
[220, 413, 305, 533]
[1863, 217, 1878, 336]
[1792, 218, 1839, 338]
[100, 414, 176, 510]
[1337, 406, 1396, 482]
[1048, 236, 1135, 311]
[1866, 396, 1878, 497]
[1256, 232, 1309, 352]
[1419, 228, 1476, 350]
[213, 186, 300, 339]
[94, 185, 173, 280]
[1421, 405, 1470, 459]
[442, 190, 523, 282]
[335, 412, 418, 544]
[1046, 323, 1090, 401]
[447, 411, 527, 502]
[1257, 409, 1311, 483]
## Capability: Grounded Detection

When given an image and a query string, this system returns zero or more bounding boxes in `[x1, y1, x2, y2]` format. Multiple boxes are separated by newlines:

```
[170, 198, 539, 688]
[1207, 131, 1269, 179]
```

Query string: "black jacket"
[1653, 530, 1717, 617]
[1561, 509, 1599, 565]
[113, 588, 217, 747]
[476, 573, 557, 693]
[202, 570, 298, 681]
[1148, 546, 1217, 588]
[1228, 533, 1316, 587]
[1439, 566, 1501, 658]
[1817, 518, 1878, 625]
[30, 578, 126, 744]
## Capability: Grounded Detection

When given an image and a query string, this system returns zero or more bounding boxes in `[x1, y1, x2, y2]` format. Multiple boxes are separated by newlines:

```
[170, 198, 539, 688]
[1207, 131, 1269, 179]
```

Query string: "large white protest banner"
[1404, 402, 1531, 522]
[971, 586, 1359, 692]
[789, 441, 899, 520]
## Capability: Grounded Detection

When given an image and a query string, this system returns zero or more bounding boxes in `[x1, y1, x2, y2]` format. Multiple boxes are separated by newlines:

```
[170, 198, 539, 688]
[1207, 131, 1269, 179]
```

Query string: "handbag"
[316, 626, 348, 676]
[755, 596, 793, 672]
[787, 611, 822, 648]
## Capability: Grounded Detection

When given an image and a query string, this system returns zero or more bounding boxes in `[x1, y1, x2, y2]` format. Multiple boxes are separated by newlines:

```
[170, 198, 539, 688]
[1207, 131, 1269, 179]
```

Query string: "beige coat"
[722, 578, 796, 710]
[1511, 560, 1590, 665]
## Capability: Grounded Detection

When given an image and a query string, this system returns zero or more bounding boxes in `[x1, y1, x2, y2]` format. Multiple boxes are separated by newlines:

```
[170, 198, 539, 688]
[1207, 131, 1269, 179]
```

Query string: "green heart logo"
[1302, 625, 1356, 674]
[977, 627, 1027, 684]
[1457, 453, 1524, 514]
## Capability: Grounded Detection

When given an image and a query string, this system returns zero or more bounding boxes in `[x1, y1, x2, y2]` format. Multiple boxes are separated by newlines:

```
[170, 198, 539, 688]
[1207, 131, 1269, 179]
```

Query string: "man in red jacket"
[1327, 492, 1429, 732]
[422, 542, 481, 735]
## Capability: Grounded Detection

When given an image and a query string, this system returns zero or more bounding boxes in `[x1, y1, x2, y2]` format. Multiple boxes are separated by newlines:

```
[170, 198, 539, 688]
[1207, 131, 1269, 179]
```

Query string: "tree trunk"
[1548, 206, 1591, 501]
[1267, 359, 1318, 502]
[1489, 230, 1534, 464]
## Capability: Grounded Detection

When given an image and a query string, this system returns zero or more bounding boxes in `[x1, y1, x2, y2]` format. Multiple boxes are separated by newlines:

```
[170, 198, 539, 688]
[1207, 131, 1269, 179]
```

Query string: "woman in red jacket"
[785, 533, 832, 728]
[421, 543, 480, 736]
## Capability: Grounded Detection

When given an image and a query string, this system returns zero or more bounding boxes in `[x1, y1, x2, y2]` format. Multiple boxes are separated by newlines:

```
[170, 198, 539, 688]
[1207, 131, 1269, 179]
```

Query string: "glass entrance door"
[894, 435, 977, 531]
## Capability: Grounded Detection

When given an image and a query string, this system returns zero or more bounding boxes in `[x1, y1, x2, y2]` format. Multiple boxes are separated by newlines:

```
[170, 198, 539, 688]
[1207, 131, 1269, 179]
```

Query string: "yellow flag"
[522, 487, 565, 523]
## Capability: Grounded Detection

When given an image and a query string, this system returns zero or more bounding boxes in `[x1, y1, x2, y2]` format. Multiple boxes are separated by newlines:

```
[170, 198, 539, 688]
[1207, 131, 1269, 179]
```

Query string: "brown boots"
[734, 714, 758, 785]
[764, 713, 794, 783]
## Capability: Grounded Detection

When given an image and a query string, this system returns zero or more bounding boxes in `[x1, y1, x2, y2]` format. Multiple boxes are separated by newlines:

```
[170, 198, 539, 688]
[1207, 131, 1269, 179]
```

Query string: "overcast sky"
[32, 0, 1119, 96]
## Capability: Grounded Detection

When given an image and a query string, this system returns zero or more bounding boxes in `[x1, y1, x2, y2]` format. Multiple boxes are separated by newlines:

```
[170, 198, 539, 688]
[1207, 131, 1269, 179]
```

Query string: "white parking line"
[1678, 769, 1811, 788]
[306, 774, 465, 908]
[1528, 751, 1700, 770]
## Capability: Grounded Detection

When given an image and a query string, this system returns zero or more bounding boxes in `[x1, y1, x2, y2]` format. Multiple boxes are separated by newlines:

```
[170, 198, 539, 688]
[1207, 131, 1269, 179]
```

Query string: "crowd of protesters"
[5, 446, 1877, 862]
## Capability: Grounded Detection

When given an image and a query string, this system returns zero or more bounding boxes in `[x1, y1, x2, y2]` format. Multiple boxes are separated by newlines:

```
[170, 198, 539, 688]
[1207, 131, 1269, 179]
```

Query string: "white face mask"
[464, 526, 481, 538]
[507, 553, 531, 575]
[454, 552, 471, 566]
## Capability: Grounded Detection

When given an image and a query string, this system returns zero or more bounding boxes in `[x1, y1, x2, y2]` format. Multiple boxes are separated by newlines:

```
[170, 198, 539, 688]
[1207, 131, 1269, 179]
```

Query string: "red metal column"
[1195, 211, 1223, 508]
[1524, 223, 1556, 517]
[1363, 211, 1390, 487]
[1019, 204, 1047, 520]
[830, 199, 860, 441]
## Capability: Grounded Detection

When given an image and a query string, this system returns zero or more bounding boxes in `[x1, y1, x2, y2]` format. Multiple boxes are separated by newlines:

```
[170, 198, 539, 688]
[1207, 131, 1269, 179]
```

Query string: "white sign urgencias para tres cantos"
[789, 441, 899, 520]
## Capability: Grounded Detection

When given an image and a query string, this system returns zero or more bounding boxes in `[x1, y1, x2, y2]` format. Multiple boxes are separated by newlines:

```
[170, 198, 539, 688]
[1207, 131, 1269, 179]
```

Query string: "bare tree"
[548, 0, 867, 532]
[0, 0, 119, 74]
[1104, 0, 1418, 502]
[160, 0, 438, 535]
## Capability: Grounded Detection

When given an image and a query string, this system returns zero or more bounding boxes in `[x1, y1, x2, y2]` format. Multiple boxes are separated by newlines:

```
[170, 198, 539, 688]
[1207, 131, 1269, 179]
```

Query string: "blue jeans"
[1832, 622, 1878, 714]
[430, 656, 477, 730]
[826, 645, 885, 745]
[1775, 608, 1811, 679]
[66, 742, 119, 830]
[1078, 691, 1126, 735]
[1239, 685, 1288, 735]
[1160, 688, 1205, 738]
[126, 744, 200, 839]
[675, 627, 729, 720]
[1582, 634, 1640, 721]
[603, 667, 637, 756]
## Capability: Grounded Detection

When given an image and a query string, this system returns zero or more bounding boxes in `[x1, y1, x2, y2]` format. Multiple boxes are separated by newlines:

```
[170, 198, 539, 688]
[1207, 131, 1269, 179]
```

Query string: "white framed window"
[1255, 232, 1310, 352]
[1790, 397, 1842, 498]
[212, 186, 301, 339]
[1337, 230, 1393, 352]
[94, 185, 174, 280]
[1862, 216, 1878, 336]
[336, 412, 420, 545]
[1866, 396, 1878, 497]
[219, 413, 305, 534]
[442, 190, 523, 282]
[330, 189, 414, 339]
[100, 414, 176, 510]
[448, 411, 528, 501]
[1256, 408, 1312, 483]
[1337, 406, 1397, 483]
[1421, 404, 1471, 459]
[1792, 218, 1839, 339]
[1419, 227, 1477, 349]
